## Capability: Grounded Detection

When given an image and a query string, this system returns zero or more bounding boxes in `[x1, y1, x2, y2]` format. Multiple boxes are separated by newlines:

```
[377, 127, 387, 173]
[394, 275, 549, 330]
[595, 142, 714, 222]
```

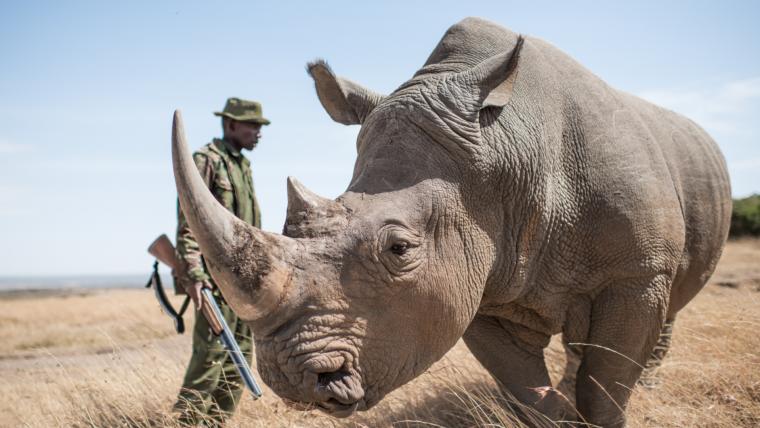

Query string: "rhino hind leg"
[638, 317, 676, 388]
[647, 317, 675, 367]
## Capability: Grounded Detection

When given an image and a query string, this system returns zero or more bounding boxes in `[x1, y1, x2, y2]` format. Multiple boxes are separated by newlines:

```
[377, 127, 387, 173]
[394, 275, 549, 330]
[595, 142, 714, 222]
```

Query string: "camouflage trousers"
[173, 292, 253, 427]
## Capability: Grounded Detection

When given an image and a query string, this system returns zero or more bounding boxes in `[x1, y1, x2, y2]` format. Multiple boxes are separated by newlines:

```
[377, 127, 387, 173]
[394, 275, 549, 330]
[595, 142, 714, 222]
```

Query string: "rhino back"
[522, 37, 730, 305]
[425, 20, 733, 315]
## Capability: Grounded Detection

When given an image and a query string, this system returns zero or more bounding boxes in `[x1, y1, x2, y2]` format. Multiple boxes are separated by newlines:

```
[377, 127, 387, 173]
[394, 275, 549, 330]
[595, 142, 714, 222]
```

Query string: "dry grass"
[1, 239, 758, 427]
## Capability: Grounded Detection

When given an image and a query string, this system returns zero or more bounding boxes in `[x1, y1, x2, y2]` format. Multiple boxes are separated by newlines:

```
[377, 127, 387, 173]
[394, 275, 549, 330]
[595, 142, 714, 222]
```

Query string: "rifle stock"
[148, 234, 180, 271]
[148, 234, 222, 333]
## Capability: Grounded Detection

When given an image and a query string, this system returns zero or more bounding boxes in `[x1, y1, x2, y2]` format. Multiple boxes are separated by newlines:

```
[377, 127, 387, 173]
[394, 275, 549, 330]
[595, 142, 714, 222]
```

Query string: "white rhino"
[171, 17, 731, 427]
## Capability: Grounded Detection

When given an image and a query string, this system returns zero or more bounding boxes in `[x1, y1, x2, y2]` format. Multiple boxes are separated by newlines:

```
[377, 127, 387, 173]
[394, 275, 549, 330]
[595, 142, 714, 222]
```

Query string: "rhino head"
[173, 26, 524, 417]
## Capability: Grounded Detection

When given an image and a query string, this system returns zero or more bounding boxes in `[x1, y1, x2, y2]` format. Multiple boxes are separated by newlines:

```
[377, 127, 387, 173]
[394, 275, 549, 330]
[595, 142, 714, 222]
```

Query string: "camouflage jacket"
[175, 138, 261, 290]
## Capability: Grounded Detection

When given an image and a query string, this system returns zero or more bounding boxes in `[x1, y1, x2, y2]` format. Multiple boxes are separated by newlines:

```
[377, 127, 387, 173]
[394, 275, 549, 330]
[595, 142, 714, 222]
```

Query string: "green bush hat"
[214, 97, 271, 125]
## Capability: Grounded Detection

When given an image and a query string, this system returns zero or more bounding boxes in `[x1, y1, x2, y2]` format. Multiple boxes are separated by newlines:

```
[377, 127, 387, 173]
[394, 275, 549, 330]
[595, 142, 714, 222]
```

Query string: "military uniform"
[173, 98, 268, 426]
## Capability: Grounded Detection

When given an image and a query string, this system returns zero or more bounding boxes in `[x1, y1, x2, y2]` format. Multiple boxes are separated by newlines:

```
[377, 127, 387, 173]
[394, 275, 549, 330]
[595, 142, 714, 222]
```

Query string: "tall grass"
[1, 240, 759, 427]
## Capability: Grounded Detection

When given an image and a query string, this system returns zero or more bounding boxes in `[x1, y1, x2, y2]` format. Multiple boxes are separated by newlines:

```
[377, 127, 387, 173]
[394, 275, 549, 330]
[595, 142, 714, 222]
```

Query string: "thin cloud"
[0, 185, 30, 215]
[640, 77, 760, 197]
[730, 157, 760, 171]
[0, 139, 33, 154]
[36, 157, 166, 174]
[724, 77, 760, 100]
[639, 77, 760, 135]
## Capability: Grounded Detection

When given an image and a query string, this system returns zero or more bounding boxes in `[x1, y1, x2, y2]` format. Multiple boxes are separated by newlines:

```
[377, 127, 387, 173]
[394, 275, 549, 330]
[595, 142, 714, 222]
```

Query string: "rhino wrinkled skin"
[171, 18, 731, 427]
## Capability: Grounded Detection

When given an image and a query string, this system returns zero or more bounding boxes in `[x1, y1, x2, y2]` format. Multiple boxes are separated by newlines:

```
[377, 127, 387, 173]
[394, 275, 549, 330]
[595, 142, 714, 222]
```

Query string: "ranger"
[173, 97, 269, 426]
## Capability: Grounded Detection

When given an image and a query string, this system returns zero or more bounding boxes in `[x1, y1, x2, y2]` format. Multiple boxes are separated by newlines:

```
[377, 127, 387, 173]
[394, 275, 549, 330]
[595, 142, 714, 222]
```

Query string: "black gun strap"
[147, 261, 189, 334]
[178, 291, 191, 318]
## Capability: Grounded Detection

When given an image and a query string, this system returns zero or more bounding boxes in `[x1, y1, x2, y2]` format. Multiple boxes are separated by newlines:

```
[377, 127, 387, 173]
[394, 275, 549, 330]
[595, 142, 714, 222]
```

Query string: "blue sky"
[1, 1, 758, 276]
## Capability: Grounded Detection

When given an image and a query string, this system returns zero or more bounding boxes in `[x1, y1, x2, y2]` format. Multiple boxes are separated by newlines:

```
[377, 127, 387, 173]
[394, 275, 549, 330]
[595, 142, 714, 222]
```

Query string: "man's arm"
[176, 152, 214, 297]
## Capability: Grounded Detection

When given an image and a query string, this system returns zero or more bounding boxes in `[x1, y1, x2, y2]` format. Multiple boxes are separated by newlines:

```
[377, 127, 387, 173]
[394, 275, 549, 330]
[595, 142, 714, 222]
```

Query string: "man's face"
[227, 119, 263, 151]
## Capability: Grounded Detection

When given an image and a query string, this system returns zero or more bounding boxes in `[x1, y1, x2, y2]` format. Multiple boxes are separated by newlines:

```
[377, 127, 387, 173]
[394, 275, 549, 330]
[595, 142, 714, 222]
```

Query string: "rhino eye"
[377, 224, 421, 272]
[390, 242, 409, 256]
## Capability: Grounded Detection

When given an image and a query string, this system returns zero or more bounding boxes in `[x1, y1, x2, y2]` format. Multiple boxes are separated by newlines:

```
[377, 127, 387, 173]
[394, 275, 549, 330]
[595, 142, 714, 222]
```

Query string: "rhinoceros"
[171, 17, 731, 427]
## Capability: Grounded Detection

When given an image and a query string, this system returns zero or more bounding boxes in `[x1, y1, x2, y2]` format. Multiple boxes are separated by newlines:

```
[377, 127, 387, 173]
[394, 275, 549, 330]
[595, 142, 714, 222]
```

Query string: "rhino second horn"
[172, 110, 293, 320]
[286, 176, 334, 218]
[284, 176, 349, 238]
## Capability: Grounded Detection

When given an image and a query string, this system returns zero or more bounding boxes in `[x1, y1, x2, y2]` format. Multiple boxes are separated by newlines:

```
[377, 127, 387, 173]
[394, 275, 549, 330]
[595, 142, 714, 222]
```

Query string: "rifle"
[147, 234, 223, 333]
[147, 234, 263, 398]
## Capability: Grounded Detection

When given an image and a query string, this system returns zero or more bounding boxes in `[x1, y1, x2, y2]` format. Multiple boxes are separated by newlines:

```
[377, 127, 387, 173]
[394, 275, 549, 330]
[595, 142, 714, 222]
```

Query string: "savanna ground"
[1, 240, 759, 427]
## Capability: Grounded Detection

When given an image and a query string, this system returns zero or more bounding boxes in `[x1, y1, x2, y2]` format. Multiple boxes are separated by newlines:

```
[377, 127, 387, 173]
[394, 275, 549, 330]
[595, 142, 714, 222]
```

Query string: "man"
[173, 97, 269, 426]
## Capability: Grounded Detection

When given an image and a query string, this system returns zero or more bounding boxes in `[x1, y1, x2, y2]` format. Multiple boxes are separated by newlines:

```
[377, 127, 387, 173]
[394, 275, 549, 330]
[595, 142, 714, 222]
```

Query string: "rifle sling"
[146, 261, 190, 334]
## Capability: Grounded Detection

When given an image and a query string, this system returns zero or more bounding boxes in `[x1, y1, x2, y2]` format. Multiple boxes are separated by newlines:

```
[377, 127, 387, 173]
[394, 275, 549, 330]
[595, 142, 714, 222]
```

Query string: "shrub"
[730, 194, 760, 237]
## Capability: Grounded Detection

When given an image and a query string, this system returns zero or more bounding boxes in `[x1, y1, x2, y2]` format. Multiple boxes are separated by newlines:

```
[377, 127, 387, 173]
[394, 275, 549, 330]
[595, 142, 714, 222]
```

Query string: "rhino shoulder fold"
[416, 17, 521, 77]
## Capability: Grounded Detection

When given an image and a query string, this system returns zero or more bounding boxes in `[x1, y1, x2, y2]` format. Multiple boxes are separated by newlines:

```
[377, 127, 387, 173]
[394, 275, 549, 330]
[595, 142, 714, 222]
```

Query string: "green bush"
[730, 194, 760, 237]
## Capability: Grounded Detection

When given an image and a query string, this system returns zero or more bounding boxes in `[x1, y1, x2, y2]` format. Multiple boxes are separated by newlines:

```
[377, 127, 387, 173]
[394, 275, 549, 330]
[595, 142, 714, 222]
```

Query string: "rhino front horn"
[171, 110, 295, 320]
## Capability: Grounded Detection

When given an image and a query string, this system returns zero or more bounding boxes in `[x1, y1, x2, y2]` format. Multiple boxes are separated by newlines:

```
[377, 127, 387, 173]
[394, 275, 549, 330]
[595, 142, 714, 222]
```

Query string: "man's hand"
[187, 280, 212, 310]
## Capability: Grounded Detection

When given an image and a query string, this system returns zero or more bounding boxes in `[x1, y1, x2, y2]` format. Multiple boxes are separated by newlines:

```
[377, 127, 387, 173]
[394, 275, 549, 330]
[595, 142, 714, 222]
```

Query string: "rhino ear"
[307, 59, 385, 125]
[452, 35, 525, 113]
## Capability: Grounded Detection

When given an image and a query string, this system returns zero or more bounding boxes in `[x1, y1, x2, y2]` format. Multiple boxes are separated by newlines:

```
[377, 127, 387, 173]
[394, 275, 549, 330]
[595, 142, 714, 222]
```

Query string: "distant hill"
[0, 274, 171, 291]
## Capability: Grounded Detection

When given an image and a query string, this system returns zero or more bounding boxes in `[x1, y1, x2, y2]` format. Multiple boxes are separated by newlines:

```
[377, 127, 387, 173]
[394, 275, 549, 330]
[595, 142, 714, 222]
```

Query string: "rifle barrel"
[201, 288, 263, 398]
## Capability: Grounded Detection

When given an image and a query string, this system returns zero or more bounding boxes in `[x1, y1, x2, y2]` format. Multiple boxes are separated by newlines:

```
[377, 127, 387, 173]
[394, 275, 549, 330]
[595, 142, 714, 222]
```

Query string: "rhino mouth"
[284, 395, 365, 418]
[282, 354, 366, 417]
[316, 397, 364, 418]
[312, 366, 365, 417]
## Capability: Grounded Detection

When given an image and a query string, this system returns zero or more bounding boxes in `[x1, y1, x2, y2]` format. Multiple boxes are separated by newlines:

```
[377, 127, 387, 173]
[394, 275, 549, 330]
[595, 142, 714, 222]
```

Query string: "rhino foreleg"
[463, 315, 571, 423]
[574, 277, 669, 427]
[557, 342, 583, 403]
